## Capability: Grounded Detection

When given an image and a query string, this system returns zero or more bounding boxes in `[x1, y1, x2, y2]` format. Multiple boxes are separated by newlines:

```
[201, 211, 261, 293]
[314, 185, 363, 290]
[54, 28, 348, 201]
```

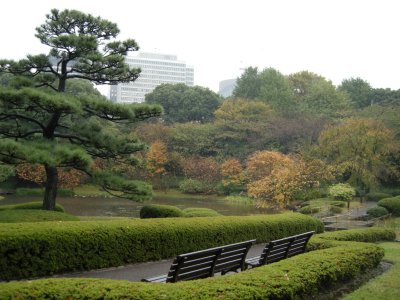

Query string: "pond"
[0, 194, 274, 218]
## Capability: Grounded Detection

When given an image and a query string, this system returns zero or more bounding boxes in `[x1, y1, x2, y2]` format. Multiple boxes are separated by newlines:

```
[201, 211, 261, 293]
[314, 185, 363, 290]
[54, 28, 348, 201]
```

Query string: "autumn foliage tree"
[182, 156, 220, 184]
[146, 141, 168, 178]
[246, 151, 330, 208]
[220, 158, 245, 194]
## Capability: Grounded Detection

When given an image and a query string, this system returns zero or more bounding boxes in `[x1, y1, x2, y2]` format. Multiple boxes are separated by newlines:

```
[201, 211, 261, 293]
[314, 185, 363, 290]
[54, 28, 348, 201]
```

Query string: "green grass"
[343, 218, 400, 299]
[0, 201, 65, 212]
[153, 189, 224, 200]
[343, 242, 400, 300]
[73, 184, 113, 197]
[0, 209, 79, 223]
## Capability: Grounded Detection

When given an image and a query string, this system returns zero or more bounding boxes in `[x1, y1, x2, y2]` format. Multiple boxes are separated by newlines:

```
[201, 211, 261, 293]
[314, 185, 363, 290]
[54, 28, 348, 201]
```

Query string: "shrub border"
[0, 227, 394, 299]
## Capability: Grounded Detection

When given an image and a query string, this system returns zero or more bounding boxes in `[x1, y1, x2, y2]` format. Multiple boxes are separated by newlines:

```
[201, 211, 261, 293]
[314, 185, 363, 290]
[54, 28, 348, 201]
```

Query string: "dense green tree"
[338, 77, 372, 108]
[169, 123, 218, 157]
[232, 67, 261, 99]
[357, 105, 400, 139]
[213, 99, 274, 159]
[0, 9, 162, 210]
[145, 83, 221, 123]
[288, 71, 351, 118]
[258, 68, 295, 115]
[368, 88, 400, 106]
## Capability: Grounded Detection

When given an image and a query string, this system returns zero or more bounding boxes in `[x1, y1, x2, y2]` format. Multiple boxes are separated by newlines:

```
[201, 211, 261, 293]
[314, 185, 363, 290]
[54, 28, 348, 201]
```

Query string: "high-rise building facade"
[110, 52, 194, 103]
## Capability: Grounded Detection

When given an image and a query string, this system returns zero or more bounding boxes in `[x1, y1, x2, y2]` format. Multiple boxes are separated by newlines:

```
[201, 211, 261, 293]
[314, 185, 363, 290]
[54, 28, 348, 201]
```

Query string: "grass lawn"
[343, 218, 400, 299]
[0, 209, 79, 222]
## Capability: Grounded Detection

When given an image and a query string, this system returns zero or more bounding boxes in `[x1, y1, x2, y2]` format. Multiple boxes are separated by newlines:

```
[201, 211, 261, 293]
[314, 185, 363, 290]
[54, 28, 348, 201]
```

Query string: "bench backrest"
[166, 239, 256, 283]
[259, 231, 314, 265]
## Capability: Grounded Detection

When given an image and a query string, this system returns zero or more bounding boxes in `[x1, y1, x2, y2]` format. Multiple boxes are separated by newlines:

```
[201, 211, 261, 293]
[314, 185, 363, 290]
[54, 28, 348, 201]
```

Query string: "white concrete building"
[110, 52, 194, 103]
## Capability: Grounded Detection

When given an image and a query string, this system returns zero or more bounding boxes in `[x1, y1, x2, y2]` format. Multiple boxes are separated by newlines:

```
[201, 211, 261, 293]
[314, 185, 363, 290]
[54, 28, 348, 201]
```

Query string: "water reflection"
[0, 195, 273, 217]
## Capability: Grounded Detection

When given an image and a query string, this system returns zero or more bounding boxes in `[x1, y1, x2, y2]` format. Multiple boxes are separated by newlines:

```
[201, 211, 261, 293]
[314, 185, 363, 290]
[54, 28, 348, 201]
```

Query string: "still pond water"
[0, 194, 274, 218]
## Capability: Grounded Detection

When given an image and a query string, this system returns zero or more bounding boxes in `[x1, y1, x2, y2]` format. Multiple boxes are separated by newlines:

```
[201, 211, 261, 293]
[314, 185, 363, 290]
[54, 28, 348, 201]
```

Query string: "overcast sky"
[2, 0, 400, 95]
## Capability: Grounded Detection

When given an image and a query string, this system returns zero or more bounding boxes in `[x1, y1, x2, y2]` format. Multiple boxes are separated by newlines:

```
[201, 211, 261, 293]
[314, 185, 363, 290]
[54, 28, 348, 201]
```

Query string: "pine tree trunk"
[43, 166, 58, 211]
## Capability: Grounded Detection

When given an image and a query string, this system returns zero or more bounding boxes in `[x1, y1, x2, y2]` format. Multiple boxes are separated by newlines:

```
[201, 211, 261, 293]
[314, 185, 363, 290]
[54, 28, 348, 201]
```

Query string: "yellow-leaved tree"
[246, 151, 331, 208]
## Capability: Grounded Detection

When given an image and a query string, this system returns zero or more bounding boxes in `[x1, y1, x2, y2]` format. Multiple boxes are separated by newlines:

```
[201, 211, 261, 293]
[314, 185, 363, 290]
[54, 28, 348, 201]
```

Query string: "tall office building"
[110, 52, 194, 103]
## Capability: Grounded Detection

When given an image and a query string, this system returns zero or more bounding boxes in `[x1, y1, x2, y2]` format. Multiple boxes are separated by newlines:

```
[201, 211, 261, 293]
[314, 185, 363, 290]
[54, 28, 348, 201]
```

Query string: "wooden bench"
[142, 239, 256, 283]
[245, 231, 314, 268]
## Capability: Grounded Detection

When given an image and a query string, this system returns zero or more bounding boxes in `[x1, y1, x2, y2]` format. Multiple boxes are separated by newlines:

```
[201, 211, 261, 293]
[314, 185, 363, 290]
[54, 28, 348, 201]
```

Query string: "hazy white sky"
[2, 0, 400, 94]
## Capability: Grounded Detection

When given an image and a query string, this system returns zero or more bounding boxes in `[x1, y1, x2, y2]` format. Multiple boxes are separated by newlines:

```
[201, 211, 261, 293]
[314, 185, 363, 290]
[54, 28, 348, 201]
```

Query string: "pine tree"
[0, 9, 162, 210]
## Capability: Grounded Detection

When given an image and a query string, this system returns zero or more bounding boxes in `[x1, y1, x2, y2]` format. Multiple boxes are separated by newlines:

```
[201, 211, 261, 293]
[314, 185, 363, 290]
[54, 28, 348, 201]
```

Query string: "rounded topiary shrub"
[139, 204, 184, 219]
[367, 206, 389, 219]
[182, 208, 221, 217]
[365, 192, 391, 202]
[179, 179, 206, 194]
[329, 205, 342, 214]
[377, 196, 400, 216]
[299, 205, 320, 214]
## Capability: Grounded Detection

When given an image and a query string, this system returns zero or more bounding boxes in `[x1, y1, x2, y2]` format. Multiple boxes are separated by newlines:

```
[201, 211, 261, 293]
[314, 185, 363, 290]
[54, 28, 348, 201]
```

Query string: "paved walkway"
[51, 243, 266, 282]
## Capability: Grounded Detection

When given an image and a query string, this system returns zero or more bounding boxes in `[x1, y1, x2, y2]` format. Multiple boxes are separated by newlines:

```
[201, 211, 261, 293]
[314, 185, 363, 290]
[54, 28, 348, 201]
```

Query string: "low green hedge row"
[0, 227, 393, 299]
[0, 213, 323, 280]
[378, 196, 400, 216]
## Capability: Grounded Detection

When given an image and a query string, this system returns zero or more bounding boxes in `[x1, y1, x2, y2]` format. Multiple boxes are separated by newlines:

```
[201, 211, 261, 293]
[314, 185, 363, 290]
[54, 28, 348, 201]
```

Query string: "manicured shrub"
[182, 208, 221, 217]
[0, 213, 323, 280]
[316, 227, 396, 243]
[329, 205, 342, 214]
[331, 201, 346, 207]
[365, 192, 391, 202]
[179, 179, 206, 194]
[378, 196, 400, 216]
[0, 201, 65, 212]
[299, 205, 320, 214]
[0, 228, 389, 299]
[367, 206, 389, 219]
[328, 183, 356, 202]
[139, 204, 184, 218]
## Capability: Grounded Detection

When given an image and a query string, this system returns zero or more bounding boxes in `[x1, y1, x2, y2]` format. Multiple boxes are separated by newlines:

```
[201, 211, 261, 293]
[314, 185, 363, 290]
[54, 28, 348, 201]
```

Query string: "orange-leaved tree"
[220, 158, 246, 194]
[246, 151, 330, 208]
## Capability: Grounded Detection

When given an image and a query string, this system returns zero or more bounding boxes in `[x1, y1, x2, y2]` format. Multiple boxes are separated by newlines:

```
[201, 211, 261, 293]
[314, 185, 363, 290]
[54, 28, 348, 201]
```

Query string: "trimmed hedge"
[0, 213, 323, 280]
[0, 228, 392, 299]
[378, 196, 400, 216]
[315, 227, 396, 243]
[182, 207, 221, 217]
[0, 201, 65, 212]
[365, 192, 391, 202]
[367, 206, 389, 219]
[139, 204, 184, 218]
